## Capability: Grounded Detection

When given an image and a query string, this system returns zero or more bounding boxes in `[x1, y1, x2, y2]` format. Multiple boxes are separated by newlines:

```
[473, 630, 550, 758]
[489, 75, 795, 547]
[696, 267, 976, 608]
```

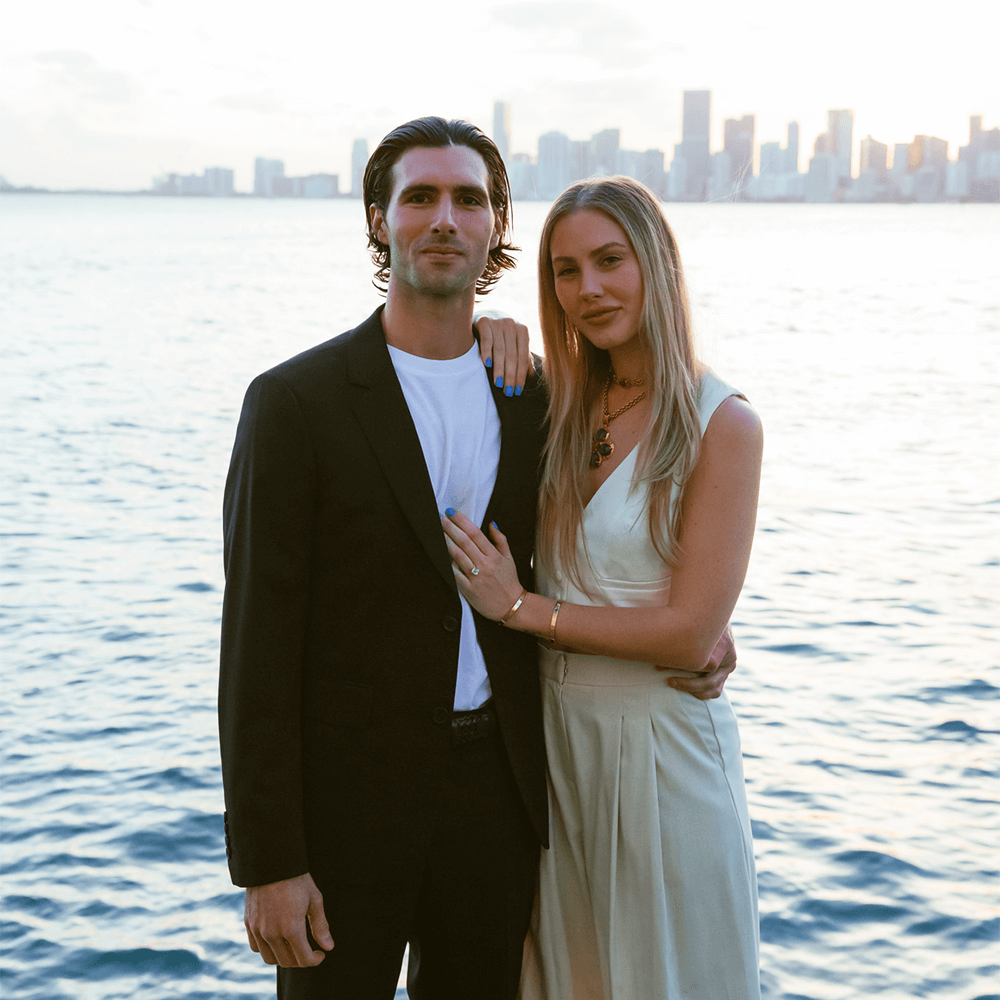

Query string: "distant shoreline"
[2, 188, 997, 205]
[0, 186, 260, 198]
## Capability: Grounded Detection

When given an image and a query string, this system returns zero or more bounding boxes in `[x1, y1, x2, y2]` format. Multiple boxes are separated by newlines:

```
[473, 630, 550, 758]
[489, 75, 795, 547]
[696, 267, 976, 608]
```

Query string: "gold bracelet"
[499, 589, 528, 626]
[549, 602, 562, 645]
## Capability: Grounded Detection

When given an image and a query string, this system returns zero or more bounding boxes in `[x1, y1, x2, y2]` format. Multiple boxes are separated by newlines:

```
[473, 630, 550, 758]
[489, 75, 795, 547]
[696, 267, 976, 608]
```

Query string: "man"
[219, 116, 735, 999]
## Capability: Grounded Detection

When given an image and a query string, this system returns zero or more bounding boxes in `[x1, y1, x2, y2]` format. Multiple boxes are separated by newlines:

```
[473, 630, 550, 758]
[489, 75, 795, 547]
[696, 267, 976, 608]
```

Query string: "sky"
[2, 0, 998, 191]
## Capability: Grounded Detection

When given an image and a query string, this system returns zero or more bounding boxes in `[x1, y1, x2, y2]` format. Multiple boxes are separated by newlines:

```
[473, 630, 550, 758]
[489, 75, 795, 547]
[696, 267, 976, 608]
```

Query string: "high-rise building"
[667, 145, 687, 200]
[957, 115, 1000, 202]
[805, 152, 835, 202]
[636, 149, 666, 199]
[805, 110, 853, 200]
[616, 148, 639, 180]
[590, 129, 620, 176]
[907, 135, 949, 202]
[683, 91, 710, 143]
[537, 131, 572, 200]
[707, 150, 733, 201]
[178, 173, 208, 196]
[678, 90, 711, 201]
[507, 153, 536, 201]
[613, 146, 666, 198]
[974, 146, 1000, 202]
[301, 174, 339, 198]
[891, 143, 910, 174]
[854, 136, 889, 202]
[204, 167, 235, 196]
[859, 136, 888, 175]
[946, 160, 970, 200]
[750, 143, 806, 201]
[351, 139, 368, 198]
[759, 142, 783, 176]
[786, 121, 800, 174]
[156, 167, 235, 196]
[493, 102, 511, 163]
[806, 130, 836, 201]
[908, 135, 948, 172]
[723, 115, 755, 193]
[827, 110, 854, 185]
[254, 158, 284, 197]
[755, 123, 799, 196]
[569, 140, 590, 183]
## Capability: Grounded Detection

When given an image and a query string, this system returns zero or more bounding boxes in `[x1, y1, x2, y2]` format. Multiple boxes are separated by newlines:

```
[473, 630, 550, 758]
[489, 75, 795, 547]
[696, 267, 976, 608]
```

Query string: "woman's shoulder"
[695, 367, 753, 436]
[696, 368, 762, 452]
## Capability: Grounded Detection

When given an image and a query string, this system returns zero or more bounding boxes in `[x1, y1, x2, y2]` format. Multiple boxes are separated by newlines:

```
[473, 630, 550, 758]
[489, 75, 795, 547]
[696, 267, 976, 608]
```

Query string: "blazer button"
[442, 616, 458, 632]
[432, 707, 450, 725]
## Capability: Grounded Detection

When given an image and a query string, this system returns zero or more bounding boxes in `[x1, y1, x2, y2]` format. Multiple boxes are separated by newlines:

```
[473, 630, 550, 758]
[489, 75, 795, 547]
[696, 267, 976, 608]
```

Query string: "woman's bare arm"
[443, 396, 763, 671]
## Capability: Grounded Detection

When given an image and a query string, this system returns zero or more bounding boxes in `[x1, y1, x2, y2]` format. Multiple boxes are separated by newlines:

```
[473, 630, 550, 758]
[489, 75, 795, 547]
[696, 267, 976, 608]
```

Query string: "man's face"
[369, 145, 501, 299]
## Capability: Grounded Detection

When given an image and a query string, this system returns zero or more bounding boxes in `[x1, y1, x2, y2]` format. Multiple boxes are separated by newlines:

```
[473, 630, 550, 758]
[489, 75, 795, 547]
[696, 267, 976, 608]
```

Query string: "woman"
[444, 176, 762, 998]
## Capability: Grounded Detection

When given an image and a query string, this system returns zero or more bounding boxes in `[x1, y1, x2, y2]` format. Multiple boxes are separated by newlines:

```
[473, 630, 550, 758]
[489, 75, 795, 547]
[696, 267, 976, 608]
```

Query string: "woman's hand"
[669, 661, 735, 700]
[473, 311, 531, 397]
[442, 509, 523, 620]
[661, 626, 737, 701]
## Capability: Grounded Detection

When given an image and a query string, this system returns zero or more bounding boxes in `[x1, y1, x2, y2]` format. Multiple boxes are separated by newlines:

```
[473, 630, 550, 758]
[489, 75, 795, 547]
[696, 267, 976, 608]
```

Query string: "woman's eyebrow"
[588, 241, 629, 257]
[552, 242, 628, 264]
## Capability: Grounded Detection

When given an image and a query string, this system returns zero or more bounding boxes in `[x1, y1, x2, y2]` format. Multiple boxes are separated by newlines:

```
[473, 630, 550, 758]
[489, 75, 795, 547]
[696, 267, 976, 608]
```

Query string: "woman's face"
[549, 208, 644, 354]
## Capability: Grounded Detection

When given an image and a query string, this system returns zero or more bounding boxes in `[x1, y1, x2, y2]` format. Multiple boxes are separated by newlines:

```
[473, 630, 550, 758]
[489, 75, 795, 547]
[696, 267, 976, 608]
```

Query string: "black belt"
[451, 699, 496, 746]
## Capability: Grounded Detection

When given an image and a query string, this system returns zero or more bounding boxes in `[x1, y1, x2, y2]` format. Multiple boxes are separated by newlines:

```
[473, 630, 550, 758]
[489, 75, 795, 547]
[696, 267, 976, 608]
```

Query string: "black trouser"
[277, 717, 539, 1000]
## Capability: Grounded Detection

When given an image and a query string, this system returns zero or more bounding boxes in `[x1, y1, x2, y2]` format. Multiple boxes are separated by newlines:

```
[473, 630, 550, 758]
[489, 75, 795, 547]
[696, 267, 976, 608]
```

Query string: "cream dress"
[519, 370, 760, 1000]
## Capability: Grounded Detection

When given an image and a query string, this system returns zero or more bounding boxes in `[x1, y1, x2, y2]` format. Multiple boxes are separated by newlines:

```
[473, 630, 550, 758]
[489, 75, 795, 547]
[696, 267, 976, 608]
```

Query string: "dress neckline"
[584, 445, 639, 514]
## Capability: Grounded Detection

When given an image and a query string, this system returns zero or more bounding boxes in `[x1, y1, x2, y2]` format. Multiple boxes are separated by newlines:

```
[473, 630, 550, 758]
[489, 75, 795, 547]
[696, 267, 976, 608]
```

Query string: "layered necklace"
[590, 367, 647, 469]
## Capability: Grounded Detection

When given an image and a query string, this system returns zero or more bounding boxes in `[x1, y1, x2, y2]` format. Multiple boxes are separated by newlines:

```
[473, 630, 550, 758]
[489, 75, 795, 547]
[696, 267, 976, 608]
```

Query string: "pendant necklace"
[590, 367, 647, 469]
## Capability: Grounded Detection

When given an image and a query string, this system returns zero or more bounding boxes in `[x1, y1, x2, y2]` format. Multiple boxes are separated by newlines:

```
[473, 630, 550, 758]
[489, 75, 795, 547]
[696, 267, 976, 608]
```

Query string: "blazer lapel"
[347, 308, 457, 594]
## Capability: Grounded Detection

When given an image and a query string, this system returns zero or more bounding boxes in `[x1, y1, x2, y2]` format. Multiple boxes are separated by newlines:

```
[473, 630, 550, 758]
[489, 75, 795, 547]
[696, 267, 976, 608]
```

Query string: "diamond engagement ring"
[470, 565, 480, 576]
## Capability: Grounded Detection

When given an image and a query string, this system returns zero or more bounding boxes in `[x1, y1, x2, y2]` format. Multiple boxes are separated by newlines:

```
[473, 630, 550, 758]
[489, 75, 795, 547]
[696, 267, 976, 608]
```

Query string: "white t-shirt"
[387, 341, 501, 711]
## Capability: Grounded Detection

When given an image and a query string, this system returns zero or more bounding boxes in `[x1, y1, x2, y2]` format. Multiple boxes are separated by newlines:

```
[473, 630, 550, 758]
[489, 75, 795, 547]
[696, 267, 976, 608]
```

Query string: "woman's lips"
[582, 307, 619, 321]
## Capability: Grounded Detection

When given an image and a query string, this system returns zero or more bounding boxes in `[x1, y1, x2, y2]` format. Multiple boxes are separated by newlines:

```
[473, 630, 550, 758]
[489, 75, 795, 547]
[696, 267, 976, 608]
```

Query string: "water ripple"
[2, 197, 997, 999]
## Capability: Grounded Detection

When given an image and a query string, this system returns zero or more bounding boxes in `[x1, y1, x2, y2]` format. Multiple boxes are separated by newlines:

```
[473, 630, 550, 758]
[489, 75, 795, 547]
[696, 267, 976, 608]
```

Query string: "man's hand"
[244, 872, 333, 967]
[660, 625, 737, 701]
[473, 311, 531, 397]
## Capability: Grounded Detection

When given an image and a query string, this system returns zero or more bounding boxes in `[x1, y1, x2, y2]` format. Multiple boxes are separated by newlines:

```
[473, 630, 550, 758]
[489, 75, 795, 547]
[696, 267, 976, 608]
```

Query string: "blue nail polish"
[495, 376, 503, 388]
[491, 521, 498, 531]
[505, 385, 513, 397]
[445, 507, 456, 517]
[514, 385, 522, 396]
[485, 357, 492, 367]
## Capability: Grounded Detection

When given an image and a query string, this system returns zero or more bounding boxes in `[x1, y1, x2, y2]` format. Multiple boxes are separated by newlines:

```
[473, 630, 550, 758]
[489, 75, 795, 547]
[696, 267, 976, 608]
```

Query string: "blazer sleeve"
[219, 370, 316, 888]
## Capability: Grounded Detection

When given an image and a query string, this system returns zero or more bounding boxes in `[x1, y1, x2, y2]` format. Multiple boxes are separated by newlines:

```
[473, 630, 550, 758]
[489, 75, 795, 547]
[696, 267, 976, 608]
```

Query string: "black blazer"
[219, 306, 549, 889]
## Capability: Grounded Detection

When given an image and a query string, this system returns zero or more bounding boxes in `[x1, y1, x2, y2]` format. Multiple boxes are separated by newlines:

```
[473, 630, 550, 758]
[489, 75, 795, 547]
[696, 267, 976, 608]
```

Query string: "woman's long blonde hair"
[537, 176, 703, 592]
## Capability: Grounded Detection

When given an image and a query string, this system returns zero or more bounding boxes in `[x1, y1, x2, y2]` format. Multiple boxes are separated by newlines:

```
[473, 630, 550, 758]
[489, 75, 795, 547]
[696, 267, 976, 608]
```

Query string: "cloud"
[34, 50, 140, 103]
[540, 72, 670, 107]
[489, 1, 682, 69]
[212, 91, 288, 115]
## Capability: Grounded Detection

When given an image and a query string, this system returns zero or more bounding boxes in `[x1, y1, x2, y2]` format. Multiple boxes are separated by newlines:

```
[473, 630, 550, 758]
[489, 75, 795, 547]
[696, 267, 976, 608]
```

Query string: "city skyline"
[5, 97, 995, 205]
[6, 95, 994, 198]
[3, 0, 997, 192]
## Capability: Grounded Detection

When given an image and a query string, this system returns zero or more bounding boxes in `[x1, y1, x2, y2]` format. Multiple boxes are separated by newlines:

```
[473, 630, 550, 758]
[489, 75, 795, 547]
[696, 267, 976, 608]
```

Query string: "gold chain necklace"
[610, 370, 645, 389]
[590, 369, 647, 469]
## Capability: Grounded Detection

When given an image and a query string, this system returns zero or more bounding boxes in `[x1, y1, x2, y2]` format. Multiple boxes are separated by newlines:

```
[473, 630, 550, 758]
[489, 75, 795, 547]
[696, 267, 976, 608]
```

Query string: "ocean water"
[1, 194, 997, 999]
